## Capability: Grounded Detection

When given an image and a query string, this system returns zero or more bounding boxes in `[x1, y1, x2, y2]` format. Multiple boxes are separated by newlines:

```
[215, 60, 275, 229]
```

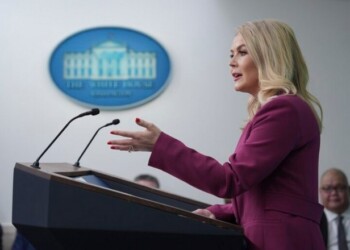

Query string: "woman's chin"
[234, 84, 243, 92]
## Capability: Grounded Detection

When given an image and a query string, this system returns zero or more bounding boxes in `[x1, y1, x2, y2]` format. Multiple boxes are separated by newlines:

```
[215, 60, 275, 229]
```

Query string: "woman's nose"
[229, 57, 237, 67]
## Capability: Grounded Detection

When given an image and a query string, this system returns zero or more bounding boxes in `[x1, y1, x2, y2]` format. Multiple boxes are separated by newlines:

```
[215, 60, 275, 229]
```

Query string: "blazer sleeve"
[148, 97, 301, 198]
[206, 203, 237, 223]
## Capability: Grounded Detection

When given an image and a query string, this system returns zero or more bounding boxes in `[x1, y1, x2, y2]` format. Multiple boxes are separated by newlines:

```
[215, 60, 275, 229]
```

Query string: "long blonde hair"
[237, 19, 323, 130]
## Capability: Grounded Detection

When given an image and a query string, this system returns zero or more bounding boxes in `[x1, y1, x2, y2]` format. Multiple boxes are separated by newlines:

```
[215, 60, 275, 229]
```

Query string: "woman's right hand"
[108, 118, 161, 152]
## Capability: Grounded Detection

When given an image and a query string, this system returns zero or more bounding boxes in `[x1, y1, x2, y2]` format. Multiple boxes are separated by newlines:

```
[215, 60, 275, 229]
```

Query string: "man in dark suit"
[0, 224, 3, 250]
[12, 232, 36, 250]
[320, 168, 350, 250]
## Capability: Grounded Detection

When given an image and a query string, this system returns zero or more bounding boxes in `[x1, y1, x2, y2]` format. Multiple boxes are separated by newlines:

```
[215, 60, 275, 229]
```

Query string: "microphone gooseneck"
[73, 119, 120, 167]
[31, 108, 100, 168]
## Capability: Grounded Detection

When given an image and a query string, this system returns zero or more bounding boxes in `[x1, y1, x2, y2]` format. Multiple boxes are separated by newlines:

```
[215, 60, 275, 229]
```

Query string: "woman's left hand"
[192, 209, 216, 219]
[107, 118, 161, 152]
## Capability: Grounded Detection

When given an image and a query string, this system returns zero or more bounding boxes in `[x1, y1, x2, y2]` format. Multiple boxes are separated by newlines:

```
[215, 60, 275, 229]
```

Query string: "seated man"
[134, 174, 160, 189]
[319, 168, 350, 250]
[12, 232, 36, 250]
[1, 224, 3, 250]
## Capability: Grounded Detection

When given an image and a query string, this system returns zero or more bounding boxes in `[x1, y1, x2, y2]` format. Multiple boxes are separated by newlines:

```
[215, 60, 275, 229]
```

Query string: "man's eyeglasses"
[321, 185, 349, 193]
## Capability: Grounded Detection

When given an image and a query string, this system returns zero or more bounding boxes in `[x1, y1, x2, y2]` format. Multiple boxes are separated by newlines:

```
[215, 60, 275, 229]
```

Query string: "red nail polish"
[135, 118, 140, 123]
[107, 141, 112, 145]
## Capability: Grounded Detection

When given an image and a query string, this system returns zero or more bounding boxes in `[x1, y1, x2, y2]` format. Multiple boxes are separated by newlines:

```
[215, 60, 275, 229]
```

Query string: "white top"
[325, 207, 350, 250]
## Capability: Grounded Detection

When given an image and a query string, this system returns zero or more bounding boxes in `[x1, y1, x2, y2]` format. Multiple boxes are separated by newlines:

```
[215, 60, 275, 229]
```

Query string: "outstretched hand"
[108, 118, 161, 152]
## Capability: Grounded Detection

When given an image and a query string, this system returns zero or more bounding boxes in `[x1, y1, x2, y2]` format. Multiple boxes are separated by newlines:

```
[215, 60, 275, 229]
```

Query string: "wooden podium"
[13, 162, 245, 250]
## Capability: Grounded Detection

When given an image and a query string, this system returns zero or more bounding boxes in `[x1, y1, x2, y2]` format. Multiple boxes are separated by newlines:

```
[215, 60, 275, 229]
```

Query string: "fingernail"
[107, 141, 112, 145]
[135, 118, 141, 123]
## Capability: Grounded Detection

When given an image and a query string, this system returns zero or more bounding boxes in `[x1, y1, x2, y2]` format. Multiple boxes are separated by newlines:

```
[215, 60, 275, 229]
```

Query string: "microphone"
[31, 108, 100, 168]
[76, 108, 100, 118]
[73, 119, 120, 167]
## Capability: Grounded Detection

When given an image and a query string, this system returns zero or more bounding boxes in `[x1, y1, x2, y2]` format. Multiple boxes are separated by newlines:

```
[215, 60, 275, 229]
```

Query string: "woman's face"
[229, 33, 259, 96]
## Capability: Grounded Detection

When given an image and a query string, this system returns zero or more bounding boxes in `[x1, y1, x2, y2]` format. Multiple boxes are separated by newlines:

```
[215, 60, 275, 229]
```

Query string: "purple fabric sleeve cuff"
[207, 203, 236, 223]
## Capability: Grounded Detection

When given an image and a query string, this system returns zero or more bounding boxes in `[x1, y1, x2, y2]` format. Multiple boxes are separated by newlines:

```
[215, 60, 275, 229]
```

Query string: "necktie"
[338, 215, 348, 250]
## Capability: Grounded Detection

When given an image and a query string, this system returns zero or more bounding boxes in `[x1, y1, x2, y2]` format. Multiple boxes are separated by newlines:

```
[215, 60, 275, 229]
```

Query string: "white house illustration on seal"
[63, 41, 157, 80]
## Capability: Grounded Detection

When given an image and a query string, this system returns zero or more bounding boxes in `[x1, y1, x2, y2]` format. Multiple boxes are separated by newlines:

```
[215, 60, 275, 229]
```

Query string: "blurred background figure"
[1, 223, 3, 250]
[11, 232, 36, 250]
[134, 174, 160, 189]
[320, 168, 350, 250]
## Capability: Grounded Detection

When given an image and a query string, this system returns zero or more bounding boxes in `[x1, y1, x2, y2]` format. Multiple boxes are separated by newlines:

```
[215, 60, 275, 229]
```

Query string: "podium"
[13, 163, 245, 250]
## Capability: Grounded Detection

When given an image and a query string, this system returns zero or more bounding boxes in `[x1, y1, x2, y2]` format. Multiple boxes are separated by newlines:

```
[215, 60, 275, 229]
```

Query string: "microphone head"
[91, 108, 100, 116]
[103, 119, 120, 127]
[112, 119, 120, 125]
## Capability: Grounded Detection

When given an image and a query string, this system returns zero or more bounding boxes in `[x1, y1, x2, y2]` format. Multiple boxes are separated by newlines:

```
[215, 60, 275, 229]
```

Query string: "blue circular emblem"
[49, 27, 171, 110]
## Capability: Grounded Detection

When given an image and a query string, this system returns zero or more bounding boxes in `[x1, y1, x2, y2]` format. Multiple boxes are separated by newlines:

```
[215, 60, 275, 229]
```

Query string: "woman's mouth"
[232, 73, 242, 81]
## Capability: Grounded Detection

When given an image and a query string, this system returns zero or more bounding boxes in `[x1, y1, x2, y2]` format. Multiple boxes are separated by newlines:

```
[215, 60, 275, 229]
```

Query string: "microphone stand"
[73, 119, 120, 167]
[31, 109, 100, 168]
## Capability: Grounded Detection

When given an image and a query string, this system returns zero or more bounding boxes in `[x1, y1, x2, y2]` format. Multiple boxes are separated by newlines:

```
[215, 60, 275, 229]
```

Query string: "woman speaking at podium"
[107, 19, 325, 250]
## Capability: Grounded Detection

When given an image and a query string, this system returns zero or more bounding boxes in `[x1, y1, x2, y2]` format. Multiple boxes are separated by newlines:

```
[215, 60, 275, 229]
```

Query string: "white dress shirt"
[325, 207, 350, 250]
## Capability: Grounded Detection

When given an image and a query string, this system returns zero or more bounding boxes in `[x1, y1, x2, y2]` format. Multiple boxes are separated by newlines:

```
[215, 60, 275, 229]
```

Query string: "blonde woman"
[107, 19, 325, 250]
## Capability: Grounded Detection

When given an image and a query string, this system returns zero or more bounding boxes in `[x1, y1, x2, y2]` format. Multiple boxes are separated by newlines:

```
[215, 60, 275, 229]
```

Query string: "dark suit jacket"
[12, 233, 36, 250]
[320, 211, 328, 247]
[0, 224, 3, 250]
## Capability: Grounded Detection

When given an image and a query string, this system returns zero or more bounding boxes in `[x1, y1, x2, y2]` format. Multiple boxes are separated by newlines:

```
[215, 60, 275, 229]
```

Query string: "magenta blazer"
[148, 95, 325, 250]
